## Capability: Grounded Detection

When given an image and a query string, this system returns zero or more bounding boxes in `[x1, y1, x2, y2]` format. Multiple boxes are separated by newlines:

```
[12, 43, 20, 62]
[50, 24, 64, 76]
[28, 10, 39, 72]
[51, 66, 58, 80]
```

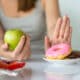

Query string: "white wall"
[59, 0, 80, 50]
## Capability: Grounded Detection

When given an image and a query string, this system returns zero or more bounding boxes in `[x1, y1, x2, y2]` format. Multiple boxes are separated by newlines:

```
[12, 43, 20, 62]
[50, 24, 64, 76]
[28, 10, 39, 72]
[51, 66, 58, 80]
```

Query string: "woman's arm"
[0, 21, 5, 45]
[43, 0, 60, 40]
[0, 2, 5, 45]
[0, 22, 26, 59]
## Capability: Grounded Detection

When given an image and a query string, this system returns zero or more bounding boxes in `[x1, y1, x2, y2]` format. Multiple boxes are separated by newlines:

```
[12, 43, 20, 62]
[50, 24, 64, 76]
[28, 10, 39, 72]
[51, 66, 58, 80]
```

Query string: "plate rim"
[43, 57, 80, 64]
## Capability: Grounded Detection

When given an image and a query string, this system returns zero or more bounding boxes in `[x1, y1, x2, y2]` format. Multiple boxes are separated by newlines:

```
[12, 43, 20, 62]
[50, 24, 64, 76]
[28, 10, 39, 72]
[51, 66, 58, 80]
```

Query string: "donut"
[45, 43, 72, 60]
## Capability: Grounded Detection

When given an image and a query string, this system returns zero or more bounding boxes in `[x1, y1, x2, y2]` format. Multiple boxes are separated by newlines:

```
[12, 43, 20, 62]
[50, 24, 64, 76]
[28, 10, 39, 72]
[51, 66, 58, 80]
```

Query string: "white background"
[59, 0, 80, 50]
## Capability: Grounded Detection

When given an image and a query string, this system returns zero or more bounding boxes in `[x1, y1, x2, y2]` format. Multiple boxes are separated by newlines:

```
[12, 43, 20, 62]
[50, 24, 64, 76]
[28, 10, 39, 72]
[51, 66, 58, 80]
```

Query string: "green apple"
[4, 29, 24, 51]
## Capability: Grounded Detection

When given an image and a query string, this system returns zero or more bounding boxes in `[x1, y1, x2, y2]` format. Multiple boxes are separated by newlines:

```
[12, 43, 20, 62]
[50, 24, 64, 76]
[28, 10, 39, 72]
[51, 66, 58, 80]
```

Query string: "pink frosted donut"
[45, 43, 72, 60]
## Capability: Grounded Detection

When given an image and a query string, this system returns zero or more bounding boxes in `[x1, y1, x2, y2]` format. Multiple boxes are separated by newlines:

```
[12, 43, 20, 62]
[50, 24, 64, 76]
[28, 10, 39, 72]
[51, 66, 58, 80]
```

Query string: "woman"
[0, 0, 72, 60]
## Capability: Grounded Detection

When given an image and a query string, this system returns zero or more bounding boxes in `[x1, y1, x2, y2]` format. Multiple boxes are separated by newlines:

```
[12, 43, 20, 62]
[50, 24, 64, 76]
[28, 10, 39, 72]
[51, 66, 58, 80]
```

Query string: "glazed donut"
[45, 43, 72, 60]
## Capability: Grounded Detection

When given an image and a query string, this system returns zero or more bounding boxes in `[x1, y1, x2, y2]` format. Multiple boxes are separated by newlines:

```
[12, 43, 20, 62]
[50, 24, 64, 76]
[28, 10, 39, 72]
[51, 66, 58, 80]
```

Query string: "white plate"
[0, 69, 18, 76]
[43, 58, 80, 65]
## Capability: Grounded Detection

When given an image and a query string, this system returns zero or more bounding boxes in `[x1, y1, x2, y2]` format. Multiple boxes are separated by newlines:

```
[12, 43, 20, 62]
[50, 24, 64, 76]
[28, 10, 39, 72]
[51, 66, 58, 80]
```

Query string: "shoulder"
[40, 0, 59, 9]
[0, 1, 1, 8]
[41, 0, 45, 9]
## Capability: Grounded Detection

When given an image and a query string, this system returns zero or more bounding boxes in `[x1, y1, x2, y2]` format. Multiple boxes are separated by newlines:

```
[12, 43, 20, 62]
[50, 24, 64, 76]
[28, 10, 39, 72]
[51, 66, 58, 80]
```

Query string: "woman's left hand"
[17, 35, 31, 60]
[44, 16, 72, 51]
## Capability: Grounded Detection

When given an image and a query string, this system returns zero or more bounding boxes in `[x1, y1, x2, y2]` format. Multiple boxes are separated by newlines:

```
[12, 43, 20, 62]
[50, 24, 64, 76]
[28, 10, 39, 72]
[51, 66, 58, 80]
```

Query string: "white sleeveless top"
[0, 0, 46, 50]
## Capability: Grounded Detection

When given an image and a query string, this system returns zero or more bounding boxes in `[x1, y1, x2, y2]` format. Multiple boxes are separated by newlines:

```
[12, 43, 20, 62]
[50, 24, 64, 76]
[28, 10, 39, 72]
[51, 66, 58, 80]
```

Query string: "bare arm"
[0, 21, 5, 45]
[0, 1, 5, 45]
[43, 0, 60, 40]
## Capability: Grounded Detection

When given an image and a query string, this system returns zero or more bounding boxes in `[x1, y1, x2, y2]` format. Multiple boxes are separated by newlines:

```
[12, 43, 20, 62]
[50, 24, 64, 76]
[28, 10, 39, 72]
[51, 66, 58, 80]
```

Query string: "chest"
[1, 0, 39, 18]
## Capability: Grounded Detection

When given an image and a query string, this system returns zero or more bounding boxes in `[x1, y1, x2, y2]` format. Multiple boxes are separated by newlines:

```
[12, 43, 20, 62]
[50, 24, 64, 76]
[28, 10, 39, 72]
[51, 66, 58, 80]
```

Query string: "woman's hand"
[0, 35, 31, 61]
[45, 16, 72, 51]
[17, 35, 31, 60]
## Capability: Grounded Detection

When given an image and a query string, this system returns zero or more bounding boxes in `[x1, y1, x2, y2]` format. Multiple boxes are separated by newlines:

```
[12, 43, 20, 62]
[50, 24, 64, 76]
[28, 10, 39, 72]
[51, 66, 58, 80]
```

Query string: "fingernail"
[63, 16, 66, 19]
[58, 18, 62, 22]
[22, 36, 25, 39]
[22, 36, 25, 38]
[5, 43, 7, 45]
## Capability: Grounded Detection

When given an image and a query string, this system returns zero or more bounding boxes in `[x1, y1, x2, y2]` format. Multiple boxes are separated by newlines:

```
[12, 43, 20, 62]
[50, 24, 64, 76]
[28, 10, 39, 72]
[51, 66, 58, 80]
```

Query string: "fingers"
[13, 36, 25, 55]
[1, 36, 25, 60]
[63, 17, 72, 45]
[17, 52, 24, 60]
[58, 16, 72, 44]
[52, 16, 72, 45]
[59, 16, 68, 38]
[67, 27, 72, 45]
[1, 43, 8, 51]
[54, 18, 62, 38]
[26, 35, 30, 46]
[21, 35, 30, 54]
[17, 51, 30, 60]
[17, 35, 31, 60]
[17, 49, 30, 61]
[63, 18, 70, 40]
[44, 36, 51, 51]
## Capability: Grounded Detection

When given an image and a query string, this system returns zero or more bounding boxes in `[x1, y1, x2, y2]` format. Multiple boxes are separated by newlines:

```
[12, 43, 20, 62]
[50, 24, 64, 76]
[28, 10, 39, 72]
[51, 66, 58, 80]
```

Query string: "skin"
[0, 0, 72, 60]
[45, 16, 72, 51]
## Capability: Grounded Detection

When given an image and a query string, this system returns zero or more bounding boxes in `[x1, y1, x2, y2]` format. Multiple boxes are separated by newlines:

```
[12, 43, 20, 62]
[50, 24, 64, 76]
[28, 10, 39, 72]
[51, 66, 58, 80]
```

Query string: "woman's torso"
[0, 0, 46, 41]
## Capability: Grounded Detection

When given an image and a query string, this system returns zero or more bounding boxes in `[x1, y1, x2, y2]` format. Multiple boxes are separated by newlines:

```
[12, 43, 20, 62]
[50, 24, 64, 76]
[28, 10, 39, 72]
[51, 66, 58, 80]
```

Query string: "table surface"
[0, 48, 80, 80]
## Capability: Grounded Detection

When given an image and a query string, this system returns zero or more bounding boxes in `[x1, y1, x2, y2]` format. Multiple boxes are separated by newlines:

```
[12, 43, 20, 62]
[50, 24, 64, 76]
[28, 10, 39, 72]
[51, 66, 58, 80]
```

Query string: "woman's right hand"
[0, 36, 25, 60]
